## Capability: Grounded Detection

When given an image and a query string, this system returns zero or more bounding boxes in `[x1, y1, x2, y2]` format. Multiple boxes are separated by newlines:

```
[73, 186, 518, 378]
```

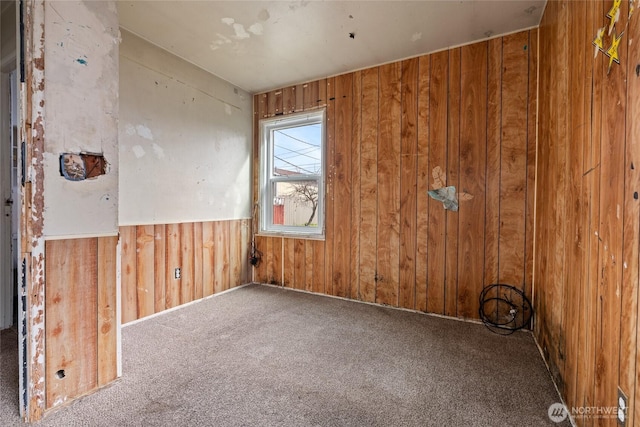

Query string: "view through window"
[260, 110, 325, 236]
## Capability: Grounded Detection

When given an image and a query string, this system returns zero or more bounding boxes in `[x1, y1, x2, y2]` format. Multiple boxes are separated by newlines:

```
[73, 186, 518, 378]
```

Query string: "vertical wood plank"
[595, 0, 626, 417]
[254, 93, 265, 261]
[317, 78, 327, 108]
[229, 220, 242, 288]
[268, 89, 283, 116]
[351, 70, 362, 300]
[534, 1, 565, 377]
[426, 51, 449, 315]
[258, 93, 268, 118]
[457, 42, 487, 319]
[282, 85, 296, 114]
[240, 219, 251, 284]
[534, 0, 553, 350]
[254, 92, 263, 290]
[445, 47, 461, 318]
[284, 238, 295, 288]
[562, 4, 586, 409]
[136, 225, 155, 319]
[202, 221, 215, 296]
[265, 235, 275, 283]
[577, 0, 602, 411]
[524, 28, 538, 304]
[272, 237, 282, 285]
[212, 222, 223, 293]
[376, 62, 402, 307]
[97, 236, 118, 386]
[46, 238, 98, 407]
[485, 38, 502, 291]
[621, 0, 640, 422]
[333, 72, 353, 298]
[416, 55, 430, 313]
[294, 239, 305, 290]
[499, 32, 529, 291]
[359, 67, 379, 303]
[253, 235, 265, 283]
[180, 222, 195, 304]
[165, 223, 181, 308]
[294, 83, 304, 112]
[193, 222, 203, 299]
[312, 240, 325, 294]
[399, 58, 419, 310]
[120, 226, 137, 323]
[305, 240, 314, 291]
[325, 77, 336, 295]
[154, 225, 166, 312]
[303, 81, 319, 111]
[214, 221, 231, 292]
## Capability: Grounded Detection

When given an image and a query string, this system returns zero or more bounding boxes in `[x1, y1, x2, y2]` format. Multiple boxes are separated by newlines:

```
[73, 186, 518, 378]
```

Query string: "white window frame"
[259, 109, 325, 238]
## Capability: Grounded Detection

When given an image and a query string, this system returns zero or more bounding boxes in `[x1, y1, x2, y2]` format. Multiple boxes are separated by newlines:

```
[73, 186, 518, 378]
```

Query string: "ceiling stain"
[257, 9, 270, 21]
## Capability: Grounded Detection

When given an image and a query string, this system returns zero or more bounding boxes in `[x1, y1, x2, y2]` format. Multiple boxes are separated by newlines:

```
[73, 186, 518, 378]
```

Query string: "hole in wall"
[60, 152, 107, 181]
[55, 369, 65, 379]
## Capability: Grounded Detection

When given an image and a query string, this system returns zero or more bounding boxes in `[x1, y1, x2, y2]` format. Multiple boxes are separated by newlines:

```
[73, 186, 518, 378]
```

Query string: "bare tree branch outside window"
[289, 181, 318, 226]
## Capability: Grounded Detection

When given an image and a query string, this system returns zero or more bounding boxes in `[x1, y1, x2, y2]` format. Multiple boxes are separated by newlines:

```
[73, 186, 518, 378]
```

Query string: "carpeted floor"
[1, 325, 20, 424]
[1, 283, 569, 426]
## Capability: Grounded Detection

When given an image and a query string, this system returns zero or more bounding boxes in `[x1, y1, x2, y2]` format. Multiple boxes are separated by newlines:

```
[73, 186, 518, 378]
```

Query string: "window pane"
[273, 124, 322, 177]
[273, 180, 319, 228]
[261, 108, 325, 236]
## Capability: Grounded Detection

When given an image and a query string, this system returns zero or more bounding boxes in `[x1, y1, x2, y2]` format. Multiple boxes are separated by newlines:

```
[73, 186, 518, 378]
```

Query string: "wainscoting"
[120, 220, 251, 324]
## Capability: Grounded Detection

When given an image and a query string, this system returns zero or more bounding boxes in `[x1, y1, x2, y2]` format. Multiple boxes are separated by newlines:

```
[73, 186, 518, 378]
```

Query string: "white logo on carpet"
[548, 402, 568, 423]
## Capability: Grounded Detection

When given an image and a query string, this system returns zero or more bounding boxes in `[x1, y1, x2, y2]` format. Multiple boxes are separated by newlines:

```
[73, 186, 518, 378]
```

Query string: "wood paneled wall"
[45, 236, 118, 409]
[120, 219, 251, 324]
[536, 1, 640, 426]
[253, 29, 537, 320]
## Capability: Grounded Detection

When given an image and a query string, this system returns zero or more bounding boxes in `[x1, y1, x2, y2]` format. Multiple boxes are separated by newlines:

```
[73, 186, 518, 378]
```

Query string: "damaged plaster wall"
[43, 1, 119, 237]
[118, 30, 252, 225]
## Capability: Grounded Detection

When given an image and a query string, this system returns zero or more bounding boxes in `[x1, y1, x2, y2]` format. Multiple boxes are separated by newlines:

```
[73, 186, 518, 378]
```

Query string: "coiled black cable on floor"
[479, 284, 533, 335]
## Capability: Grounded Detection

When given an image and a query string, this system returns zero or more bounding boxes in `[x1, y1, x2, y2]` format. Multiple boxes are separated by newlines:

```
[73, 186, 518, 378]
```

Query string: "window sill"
[256, 232, 325, 241]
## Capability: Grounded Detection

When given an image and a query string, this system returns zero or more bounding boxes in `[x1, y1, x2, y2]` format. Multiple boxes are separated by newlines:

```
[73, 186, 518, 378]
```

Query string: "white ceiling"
[118, 1, 546, 94]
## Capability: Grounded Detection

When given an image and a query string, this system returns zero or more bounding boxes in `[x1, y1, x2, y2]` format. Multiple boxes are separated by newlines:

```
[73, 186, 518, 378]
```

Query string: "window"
[259, 109, 325, 237]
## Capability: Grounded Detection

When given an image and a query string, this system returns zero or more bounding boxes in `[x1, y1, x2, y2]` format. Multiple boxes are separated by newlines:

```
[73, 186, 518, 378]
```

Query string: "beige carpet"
[1, 325, 20, 425]
[2, 284, 569, 426]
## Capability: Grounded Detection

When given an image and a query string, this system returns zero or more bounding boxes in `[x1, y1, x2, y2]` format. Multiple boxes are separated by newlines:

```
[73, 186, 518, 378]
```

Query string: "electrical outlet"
[618, 387, 628, 426]
[174, 267, 181, 279]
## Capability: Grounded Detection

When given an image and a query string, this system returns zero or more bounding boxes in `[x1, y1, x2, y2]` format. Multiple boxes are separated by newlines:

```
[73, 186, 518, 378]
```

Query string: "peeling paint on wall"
[429, 166, 474, 211]
[23, 0, 47, 420]
[20, 1, 120, 420]
[151, 143, 164, 159]
[131, 145, 145, 158]
[119, 30, 252, 225]
[43, 0, 120, 236]
[135, 124, 153, 140]
[124, 122, 159, 141]
[428, 186, 459, 211]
